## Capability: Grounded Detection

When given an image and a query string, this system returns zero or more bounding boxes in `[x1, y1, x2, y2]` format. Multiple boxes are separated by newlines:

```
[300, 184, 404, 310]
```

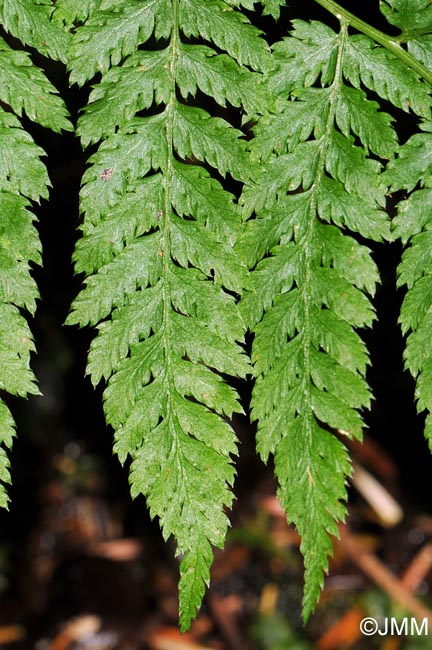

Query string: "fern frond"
[0, 0, 70, 63]
[240, 19, 392, 620]
[0, 38, 72, 133]
[260, 0, 285, 18]
[381, 0, 432, 35]
[66, 0, 268, 630]
[228, 0, 286, 18]
[0, 5, 72, 507]
[68, 0, 173, 86]
[180, 0, 269, 71]
[52, 0, 101, 27]
[387, 120, 432, 448]
[343, 35, 430, 117]
[380, 0, 432, 68]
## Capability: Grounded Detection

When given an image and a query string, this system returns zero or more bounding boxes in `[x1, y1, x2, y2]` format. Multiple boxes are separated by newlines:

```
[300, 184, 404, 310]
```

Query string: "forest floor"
[0, 430, 431, 650]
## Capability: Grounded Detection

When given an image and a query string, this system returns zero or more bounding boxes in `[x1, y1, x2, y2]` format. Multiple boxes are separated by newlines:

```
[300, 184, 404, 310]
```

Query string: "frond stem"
[313, 0, 432, 86]
[301, 21, 348, 436]
[316, 18, 347, 179]
[161, 0, 180, 417]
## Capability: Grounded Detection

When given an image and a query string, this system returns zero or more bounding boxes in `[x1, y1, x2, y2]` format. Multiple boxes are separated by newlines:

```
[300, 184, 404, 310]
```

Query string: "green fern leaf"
[225, 0, 255, 9]
[53, 0, 101, 26]
[344, 35, 431, 118]
[240, 19, 392, 621]
[66, 0, 268, 630]
[270, 21, 339, 94]
[77, 50, 171, 141]
[260, 0, 285, 18]
[0, 38, 72, 133]
[387, 121, 432, 449]
[336, 85, 397, 159]
[177, 43, 266, 114]
[0, 400, 16, 509]
[179, 0, 270, 71]
[68, 0, 173, 86]
[227, 0, 284, 18]
[385, 128, 432, 192]
[382, 0, 432, 74]
[0, 0, 70, 63]
[380, 0, 432, 45]
[173, 104, 250, 180]
[0, 3, 72, 506]
[0, 112, 48, 202]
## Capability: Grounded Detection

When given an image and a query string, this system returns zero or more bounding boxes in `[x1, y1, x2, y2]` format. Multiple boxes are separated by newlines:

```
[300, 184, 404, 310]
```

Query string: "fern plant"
[55, 0, 272, 631]
[384, 0, 432, 449]
[0, 0, 71, 508]
[0, 0, 431, 633]
[240, 0, 431, 621]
